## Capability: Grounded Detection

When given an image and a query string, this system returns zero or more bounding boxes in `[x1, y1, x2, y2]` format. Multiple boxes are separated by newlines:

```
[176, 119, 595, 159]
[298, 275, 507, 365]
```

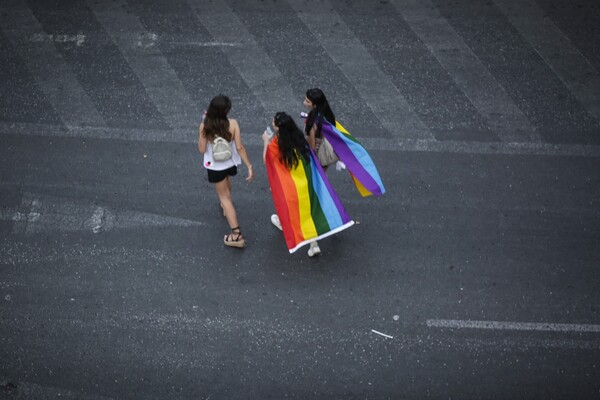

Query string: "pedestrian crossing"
[90, 0, 200, 137]
[187, 0, 300, 121]
[290, 0, 433, 140]
[0, 0, 105, 128]
[494, 0, 600, 122]
[1, 0, 599, 153]
[393, 0, 540, 143]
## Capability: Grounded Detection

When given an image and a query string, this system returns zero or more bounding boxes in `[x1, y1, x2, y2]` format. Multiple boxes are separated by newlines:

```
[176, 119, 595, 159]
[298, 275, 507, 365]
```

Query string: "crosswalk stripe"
[2, 121, 599, 158]
[358, 136, 600, 157]
[287, 0, 433, 140]
[392, 0, 540, 143]
[88, 0, 200, 137]
[186, 0, 299, 121]
[494, 0, 600, 123]
[0, 0, 106, 128]
[427, 319, 600, 333]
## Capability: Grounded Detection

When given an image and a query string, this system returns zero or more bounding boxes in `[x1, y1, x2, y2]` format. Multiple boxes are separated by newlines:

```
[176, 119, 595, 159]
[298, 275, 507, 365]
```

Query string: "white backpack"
[212, 137, 232, 162]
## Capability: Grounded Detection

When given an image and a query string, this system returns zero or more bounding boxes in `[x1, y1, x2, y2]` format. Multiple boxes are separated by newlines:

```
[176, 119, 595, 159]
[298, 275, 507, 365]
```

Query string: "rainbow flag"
[321, 120, 386, 197]
[265, 138, 354, 253]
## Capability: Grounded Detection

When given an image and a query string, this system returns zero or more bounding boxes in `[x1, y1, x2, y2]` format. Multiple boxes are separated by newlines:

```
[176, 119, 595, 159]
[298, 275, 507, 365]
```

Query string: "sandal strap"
[225, 228, 243, 242]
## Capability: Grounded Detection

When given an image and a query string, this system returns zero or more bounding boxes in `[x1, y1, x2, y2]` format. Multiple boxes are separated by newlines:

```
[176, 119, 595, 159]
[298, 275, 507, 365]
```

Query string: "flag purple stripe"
[309, 149, 351, 223]
[321, 122, 385, 196]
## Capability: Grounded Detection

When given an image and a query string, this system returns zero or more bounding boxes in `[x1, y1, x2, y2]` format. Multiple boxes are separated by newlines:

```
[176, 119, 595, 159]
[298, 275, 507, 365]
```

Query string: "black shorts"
[207, 166, 238, 183]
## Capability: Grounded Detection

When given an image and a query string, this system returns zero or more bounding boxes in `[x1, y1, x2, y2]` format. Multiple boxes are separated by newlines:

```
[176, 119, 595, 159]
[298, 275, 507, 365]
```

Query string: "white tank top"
[203, 138, 241, 171]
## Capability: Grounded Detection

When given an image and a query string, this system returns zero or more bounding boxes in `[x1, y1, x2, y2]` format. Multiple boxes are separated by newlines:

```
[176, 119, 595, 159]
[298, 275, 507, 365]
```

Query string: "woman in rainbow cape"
[304, 88, 386, 198]
[262, 112, 354, 255]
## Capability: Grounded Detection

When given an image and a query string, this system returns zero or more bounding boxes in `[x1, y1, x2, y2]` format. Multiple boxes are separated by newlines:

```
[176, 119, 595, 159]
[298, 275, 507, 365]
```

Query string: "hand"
[246, 165, 254, 182]
[262, 131, 270, 143]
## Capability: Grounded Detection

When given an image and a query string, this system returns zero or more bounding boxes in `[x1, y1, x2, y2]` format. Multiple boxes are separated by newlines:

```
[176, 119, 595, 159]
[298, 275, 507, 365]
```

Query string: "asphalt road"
[1, 0, 599, 399]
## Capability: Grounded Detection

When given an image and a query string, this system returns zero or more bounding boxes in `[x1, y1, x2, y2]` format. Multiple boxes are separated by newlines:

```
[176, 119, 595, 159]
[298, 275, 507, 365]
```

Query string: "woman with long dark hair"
[303, 88, 338, 169]
[198, 94, 253, 248]
[262, 112, 310, 169]
[263, 112, 329, 257]
[303, 88, 386, 198]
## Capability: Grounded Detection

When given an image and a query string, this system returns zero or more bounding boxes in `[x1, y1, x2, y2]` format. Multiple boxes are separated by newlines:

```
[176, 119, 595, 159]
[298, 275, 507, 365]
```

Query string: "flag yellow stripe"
[289, 158, 318, 239]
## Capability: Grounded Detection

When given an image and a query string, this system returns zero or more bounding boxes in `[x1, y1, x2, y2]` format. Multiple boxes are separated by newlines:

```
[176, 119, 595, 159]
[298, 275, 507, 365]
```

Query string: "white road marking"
[0, 210, 39, 222]
[3, 194, 204, 234]
[358, 136, 600, 157]
[10, 196, 41, 234]
[133, 31, 240, 48]
[135, 32, 157, 48]
[3, 307, 600, 351]
[176, 41, 240, 47]
[427, 319, 600, 333]
[2, 121, 600, 157]
[90, 206, 105, 234]
[30, 33, 86, 46]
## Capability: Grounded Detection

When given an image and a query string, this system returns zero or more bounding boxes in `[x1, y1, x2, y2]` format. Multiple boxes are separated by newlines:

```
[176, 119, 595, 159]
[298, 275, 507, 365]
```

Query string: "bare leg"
[215, 177, 239, 229]
[220, 176, 233, 218]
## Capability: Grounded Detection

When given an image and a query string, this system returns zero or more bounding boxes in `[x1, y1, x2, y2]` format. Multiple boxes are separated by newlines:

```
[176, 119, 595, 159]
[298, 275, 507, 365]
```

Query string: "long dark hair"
[203, 95, 232, 141]
[274, 112, 310, 170]
[305, 88, 336, 138]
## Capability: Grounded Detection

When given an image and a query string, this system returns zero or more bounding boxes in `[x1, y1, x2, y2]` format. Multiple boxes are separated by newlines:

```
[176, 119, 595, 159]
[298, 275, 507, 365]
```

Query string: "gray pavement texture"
[1, 0, 599, 399]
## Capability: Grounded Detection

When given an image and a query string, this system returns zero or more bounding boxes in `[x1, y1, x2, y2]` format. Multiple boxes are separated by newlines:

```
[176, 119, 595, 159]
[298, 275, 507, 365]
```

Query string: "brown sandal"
[224, 227, 245, 248]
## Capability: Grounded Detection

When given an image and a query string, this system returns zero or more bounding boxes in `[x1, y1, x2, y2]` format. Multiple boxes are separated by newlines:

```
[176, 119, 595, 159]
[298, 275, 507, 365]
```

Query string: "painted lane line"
[30, 33, 86, 46]
[287, 0, 432, 140]
[3, 121, 600, 157]
[427, 319, 600, 333]
[148, 35, 241, 48]
[11, 195, 41, 235]
[171, 41, 240, 47]
[392, 0, 540, 143]
[187, 0, 298, 120]
[494, 0, 600, 123]
[0, 121, 186, 142]
[358, 136, 600, 157]
[88, 0, 200, 135]
[0, 0, 106, 128]
[371, 329, 394, 339]
[5, 308, 600, 351]
[0, 210, 40, 222]
[6, 193, 205, 235]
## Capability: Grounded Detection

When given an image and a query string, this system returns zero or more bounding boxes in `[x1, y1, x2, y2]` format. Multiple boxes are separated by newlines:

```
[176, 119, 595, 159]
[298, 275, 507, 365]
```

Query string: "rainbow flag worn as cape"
[320, 120, 386, 197]
[265, 138, 354, 253]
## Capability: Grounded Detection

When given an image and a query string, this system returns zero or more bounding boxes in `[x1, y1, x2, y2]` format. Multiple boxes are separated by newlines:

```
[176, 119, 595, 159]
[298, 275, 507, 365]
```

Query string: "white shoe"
[271, 214, 282, 231]
[308, 242, 321, 257]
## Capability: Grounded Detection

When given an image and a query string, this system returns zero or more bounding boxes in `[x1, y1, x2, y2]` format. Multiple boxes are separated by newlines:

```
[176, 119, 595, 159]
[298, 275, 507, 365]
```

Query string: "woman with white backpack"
[198, 95, 254, 248]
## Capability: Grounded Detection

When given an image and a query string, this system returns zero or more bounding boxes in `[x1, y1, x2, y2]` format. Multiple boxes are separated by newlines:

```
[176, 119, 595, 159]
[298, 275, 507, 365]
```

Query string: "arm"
[198, 122, 207, 154]
[308, 124, 317, 151]
[262, 130, 271, 164]
[231, 119, 254, 182]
